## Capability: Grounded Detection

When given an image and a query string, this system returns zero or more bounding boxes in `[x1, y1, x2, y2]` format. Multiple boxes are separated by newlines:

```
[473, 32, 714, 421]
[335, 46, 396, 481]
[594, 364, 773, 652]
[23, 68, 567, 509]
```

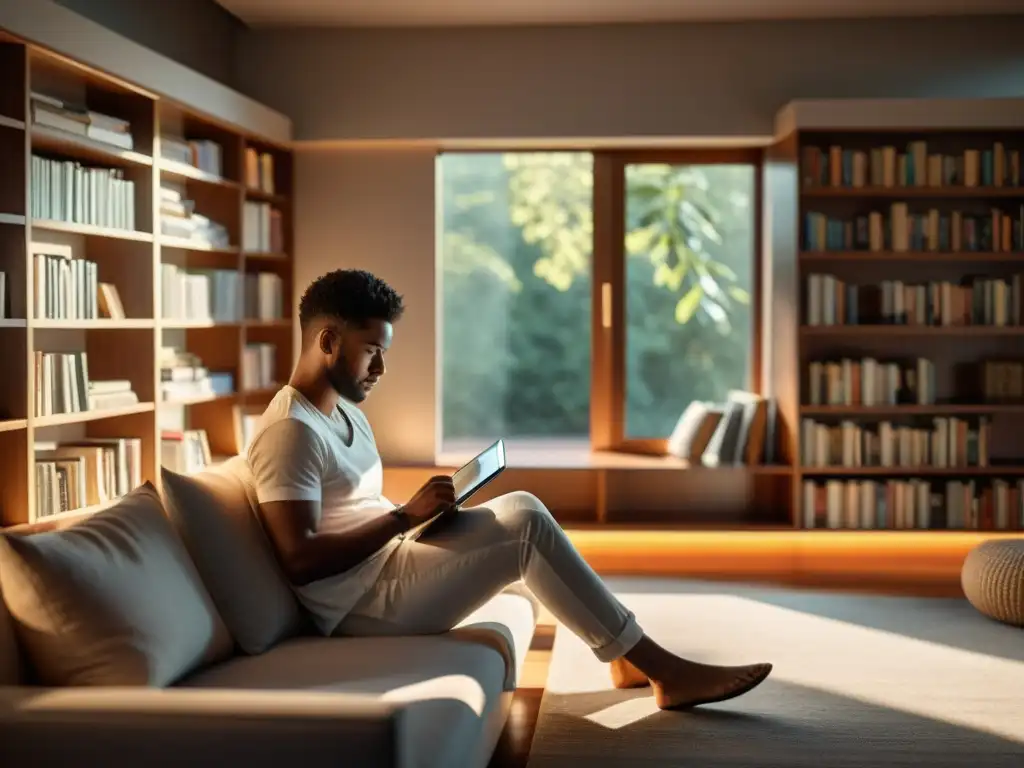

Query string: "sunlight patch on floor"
[551, 594, 1024, 742]
[583, 696, 661, 729]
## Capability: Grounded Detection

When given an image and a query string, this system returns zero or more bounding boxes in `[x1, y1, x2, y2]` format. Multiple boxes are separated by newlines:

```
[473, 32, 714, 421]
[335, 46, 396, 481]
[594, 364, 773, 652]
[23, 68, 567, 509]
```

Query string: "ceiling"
[215, 0, 1024, 27]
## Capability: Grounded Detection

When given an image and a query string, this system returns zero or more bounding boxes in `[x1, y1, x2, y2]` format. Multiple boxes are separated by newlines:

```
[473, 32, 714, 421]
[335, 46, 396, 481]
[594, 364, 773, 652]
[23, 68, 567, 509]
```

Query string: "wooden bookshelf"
[765, 98, 1024, 533]
[0, 32, 294, 526]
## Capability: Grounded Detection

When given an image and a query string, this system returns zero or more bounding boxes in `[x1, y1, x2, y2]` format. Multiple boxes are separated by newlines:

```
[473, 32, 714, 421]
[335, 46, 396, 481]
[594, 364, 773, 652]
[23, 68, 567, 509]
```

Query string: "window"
[622, 161, 755, 441]
[439, 150, 759, 457]
[438, 152, 594, 453]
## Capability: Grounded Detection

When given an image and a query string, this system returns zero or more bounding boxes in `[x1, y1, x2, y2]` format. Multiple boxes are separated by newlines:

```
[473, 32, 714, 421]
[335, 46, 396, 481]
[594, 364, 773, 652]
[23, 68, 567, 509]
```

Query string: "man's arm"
[248, 419, 407, 586]
[259, 500, 409, 586]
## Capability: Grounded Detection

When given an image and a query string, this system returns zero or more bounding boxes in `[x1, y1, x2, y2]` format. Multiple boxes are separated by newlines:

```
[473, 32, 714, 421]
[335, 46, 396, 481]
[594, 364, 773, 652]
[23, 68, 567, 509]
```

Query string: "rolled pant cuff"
[592, 613, 644, 662]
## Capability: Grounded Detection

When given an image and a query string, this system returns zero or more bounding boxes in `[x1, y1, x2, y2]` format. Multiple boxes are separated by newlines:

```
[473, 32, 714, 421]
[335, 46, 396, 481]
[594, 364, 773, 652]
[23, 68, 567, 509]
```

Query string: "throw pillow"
[0, 580, 20, 685]
[0, 483, 233, 687]
[160, 458, 303, 654]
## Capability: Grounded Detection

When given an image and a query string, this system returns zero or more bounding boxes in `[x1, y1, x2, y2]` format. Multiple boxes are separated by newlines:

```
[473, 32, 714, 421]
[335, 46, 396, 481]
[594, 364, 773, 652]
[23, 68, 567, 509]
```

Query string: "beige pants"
[336, 491, 643, 662]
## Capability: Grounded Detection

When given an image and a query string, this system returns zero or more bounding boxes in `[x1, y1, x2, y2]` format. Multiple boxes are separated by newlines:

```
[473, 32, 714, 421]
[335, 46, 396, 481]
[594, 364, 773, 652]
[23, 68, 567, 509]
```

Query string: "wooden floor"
[485, 534, 969, 768]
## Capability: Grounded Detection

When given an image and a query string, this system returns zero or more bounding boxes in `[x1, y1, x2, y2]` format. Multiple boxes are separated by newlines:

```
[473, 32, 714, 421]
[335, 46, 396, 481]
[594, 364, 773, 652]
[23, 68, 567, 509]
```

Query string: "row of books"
[31, 91, 134, 151]
[161, 135, 224, 178]
[235, 407, 263, 454]
[161, 429, 214, 476]
[33, 243, 99, 320]
[803, 205, 1022, 253]
[243, 202, 284, 253]
[801, 142, 1021, 189]
[245, 273, 284, 321]
[805, 357, 936, 407]
[31, 154, 137, 232]
[242, 343, 276, 391]
[245, 149, 276, 194]
[800, 416, 989, 469]
[159, 347, 234, 403]
[667, 392, 779, 467]
[161, 183, 230, 249]
[160, 265, 242, 322]
[805, 274, 1023, 327]
[801, 478, 1024, 531]
[33, 350, 139, 417]
[978, 361, 1024, 403]
[35, 437, 143, 519]
[30, 90, 276, 194]
[34, 429, 218, 519]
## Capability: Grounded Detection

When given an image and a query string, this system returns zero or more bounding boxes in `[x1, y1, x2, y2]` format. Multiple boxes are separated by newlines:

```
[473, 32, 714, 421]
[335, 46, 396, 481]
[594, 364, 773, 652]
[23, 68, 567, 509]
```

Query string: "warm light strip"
[291, 135, 775, 152]
[566, 530, 1023, 546]
[565, 532, 1019, 544]
[565, 529, 1022, 580]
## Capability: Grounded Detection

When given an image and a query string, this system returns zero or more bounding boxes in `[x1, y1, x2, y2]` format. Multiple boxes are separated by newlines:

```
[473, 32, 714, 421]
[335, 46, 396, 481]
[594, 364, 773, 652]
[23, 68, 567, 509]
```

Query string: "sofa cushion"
[161, 459, 303, 654]
[0, 508, 99, 686]
[180, 586, 538, 768]
[0, 483, 234, 687]
[0, 576, 19, 685]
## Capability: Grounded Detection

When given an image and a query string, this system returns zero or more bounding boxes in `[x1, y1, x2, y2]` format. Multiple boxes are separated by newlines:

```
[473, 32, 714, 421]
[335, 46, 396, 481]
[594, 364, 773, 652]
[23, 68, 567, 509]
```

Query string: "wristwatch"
[390, 506, 411, 533]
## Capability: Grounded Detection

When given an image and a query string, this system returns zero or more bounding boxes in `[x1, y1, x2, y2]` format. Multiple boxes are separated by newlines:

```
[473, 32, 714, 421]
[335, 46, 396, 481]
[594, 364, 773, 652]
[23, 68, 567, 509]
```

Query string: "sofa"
[0, 457, 538, 768]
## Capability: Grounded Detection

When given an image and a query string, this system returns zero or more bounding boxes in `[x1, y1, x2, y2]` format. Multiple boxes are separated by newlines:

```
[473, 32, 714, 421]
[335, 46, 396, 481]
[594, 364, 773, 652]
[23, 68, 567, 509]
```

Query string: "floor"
[486, 561, 966, 768]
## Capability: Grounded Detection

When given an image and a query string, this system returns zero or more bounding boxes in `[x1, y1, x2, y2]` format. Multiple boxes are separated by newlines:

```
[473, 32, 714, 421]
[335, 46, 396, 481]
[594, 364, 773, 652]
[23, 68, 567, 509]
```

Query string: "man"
[247, 269, 772, 710]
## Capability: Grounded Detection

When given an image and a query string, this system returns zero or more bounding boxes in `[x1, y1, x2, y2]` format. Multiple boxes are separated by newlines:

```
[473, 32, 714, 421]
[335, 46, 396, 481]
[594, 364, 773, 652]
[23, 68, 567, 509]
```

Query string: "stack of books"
[159, 347, 233, 402]
[160, 182, 230, 248]
[31, 91, 134, 151]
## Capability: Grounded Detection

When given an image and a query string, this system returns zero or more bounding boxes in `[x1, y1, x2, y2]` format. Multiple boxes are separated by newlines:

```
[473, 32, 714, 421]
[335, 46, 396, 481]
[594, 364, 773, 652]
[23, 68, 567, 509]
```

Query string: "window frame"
[436, 146, 764, 457]
[590, 148, 765, 455]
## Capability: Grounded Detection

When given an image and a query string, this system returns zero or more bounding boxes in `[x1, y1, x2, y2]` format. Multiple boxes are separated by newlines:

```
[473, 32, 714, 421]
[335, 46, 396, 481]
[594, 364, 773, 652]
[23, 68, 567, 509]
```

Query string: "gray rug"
[526, 578, 1024, 767]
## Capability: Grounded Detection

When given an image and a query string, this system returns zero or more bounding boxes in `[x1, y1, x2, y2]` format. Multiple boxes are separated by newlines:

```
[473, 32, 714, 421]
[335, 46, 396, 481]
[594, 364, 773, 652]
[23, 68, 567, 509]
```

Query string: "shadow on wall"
[52, 0, 244, 87]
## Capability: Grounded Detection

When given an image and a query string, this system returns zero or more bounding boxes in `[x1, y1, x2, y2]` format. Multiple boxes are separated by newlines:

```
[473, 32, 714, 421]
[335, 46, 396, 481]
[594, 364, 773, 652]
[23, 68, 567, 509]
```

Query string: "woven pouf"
[961, 539, 1024, 628]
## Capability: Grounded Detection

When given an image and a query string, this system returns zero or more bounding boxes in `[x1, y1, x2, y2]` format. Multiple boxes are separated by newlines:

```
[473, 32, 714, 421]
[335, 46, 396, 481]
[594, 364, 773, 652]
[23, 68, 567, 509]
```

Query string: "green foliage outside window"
[439, 152, 753, 444]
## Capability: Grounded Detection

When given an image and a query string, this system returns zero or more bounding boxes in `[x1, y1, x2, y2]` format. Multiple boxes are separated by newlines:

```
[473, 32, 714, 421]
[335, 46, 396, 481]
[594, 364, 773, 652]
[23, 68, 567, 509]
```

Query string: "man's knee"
[499, 491, 555, 530]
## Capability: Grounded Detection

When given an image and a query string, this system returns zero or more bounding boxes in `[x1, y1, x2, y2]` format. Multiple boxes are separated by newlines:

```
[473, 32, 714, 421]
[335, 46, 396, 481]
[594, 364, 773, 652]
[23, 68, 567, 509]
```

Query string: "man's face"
[324, 318, 393, 403]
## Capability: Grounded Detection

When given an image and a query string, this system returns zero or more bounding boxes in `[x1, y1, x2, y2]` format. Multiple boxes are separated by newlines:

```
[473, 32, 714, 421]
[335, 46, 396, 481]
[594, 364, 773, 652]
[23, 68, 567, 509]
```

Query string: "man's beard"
[326, 359, 366, 403]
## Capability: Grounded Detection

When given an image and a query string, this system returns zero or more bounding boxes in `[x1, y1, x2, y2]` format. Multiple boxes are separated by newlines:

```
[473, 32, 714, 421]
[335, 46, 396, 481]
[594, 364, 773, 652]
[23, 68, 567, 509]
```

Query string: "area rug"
[525, 578, 1024, 767]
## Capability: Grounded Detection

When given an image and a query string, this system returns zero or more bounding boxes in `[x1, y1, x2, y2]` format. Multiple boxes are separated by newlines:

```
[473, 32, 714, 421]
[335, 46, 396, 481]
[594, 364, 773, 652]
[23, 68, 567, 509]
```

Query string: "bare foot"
[651, 660, 772, 710]
[609, 656, 650, 689]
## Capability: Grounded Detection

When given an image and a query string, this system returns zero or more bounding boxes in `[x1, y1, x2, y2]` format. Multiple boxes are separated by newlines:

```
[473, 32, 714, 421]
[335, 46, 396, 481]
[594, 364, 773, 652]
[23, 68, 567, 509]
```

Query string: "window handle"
[601, 282, 612, 329]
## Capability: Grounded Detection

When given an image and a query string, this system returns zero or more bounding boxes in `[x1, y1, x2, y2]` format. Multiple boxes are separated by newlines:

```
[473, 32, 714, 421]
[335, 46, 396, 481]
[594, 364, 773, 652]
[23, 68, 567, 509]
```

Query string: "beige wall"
[258, 16, 1024, 463]
[236, 17, 1024, 142]
[53, 0, 242, 86]
[295, 149, 439, 463]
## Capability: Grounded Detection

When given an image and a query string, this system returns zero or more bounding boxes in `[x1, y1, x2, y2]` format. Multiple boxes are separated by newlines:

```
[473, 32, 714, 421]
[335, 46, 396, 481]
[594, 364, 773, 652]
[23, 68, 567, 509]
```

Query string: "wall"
[0, 0, 290, 141]
[54, 0, 243, 87]
[295, 149, 438, 463]
[258, 16, 1024, 463]
[237, 17, 1024, 142]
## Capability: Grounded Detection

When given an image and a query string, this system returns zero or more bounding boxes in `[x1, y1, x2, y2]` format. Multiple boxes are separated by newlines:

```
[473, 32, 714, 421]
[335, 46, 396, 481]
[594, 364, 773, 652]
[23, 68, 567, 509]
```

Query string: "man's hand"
[402, 475, 456, 525]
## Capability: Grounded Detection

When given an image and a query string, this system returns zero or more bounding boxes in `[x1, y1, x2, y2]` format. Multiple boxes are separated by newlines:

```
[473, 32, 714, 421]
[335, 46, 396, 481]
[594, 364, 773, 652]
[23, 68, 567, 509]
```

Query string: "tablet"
[452, 439, 506, 506]
[404, 440, 507, 541]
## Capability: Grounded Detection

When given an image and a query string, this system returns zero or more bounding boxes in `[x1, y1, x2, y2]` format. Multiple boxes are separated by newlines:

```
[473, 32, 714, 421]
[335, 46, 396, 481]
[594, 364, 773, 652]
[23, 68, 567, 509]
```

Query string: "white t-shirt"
[246, 385, 402, 634]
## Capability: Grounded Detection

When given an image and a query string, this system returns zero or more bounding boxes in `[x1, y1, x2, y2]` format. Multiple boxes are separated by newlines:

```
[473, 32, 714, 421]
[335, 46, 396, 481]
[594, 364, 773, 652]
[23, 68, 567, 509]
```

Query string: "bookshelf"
[765, 98, 1024, 533]
[0, 32, 293, 526]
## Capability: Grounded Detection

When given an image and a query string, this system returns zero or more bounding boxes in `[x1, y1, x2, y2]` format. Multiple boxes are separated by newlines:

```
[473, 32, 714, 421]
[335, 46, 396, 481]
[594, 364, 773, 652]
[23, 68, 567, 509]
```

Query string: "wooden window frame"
[590, 148, 765, 456]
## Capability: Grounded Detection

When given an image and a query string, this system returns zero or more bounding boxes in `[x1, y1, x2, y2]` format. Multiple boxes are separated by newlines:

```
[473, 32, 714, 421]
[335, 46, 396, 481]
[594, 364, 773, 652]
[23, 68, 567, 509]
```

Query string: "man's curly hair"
[299, 269, 405, 330]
